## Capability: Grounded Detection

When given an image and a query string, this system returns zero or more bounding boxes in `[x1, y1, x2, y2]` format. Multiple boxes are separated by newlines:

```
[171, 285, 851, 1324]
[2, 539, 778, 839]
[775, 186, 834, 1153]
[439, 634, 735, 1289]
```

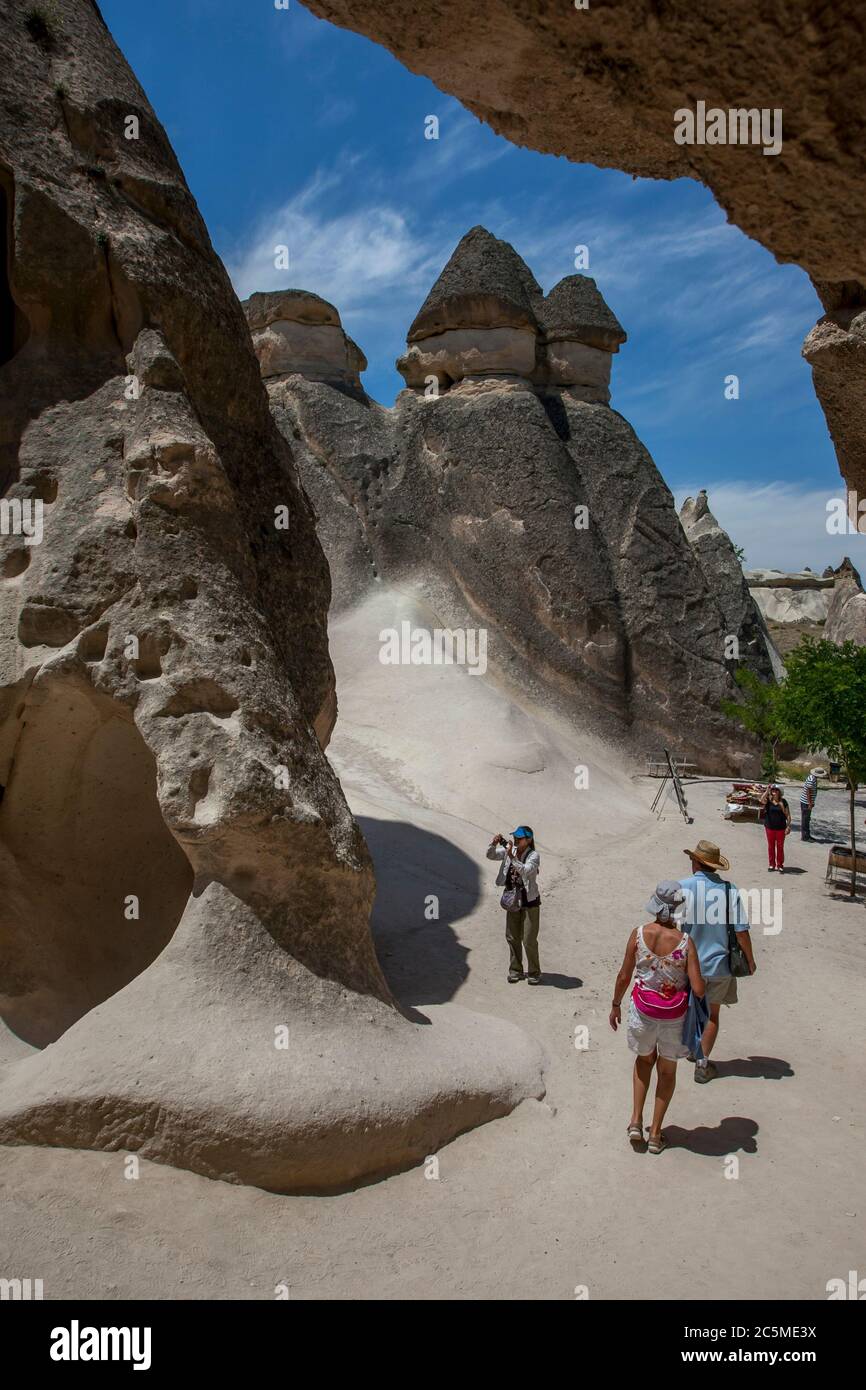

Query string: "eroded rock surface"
[825, 558, 866, 646]
[246, 232, 757, 773]
[802, 305, 866, 504]
[245, 289, 367, 390]
[679, 490, 782, 680]
[241, 291, 395, 613]
[746, 568, 835, 625]
[0, 0, 543, 1188]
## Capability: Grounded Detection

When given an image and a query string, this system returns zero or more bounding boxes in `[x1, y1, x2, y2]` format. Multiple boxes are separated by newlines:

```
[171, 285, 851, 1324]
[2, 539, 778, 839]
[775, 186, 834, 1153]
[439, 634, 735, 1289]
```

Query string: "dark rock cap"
[243, 289, 342, 332]
[833, 555, 864, 587]
[537, 274, 627, 351]
[407, 225, 543, 341]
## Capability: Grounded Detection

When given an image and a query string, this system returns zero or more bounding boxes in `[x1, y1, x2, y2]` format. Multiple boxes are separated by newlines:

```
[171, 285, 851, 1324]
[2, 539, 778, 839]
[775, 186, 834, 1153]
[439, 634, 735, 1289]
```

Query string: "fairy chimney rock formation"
[244, 289, 367, 391]
[397, 226, 626, 401]
[679, 491, 782, 680]
[825, 557, 866, 646]
[537, 274, 627, 392]
[248, 231, 757, 773]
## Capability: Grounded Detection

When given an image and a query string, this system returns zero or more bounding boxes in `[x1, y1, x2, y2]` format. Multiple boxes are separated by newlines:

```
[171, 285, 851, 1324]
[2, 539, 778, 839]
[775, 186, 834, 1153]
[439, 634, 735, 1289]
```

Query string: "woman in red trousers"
[760, 784, 791, 871]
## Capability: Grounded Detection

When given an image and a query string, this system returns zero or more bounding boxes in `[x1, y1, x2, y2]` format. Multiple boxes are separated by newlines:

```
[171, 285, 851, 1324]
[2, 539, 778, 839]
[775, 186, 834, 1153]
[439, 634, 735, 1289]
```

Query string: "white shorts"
[626, 999, 689, 1061]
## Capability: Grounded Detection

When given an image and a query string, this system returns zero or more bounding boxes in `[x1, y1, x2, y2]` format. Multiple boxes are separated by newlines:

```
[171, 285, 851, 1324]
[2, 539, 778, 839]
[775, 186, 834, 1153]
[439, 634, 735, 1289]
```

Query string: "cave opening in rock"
[0, 678, 193, 1048]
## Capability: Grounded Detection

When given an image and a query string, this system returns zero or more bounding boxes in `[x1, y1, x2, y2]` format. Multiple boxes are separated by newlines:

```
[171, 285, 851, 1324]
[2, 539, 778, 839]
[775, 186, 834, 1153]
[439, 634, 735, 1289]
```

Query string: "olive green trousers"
[505, 904, 540, 976]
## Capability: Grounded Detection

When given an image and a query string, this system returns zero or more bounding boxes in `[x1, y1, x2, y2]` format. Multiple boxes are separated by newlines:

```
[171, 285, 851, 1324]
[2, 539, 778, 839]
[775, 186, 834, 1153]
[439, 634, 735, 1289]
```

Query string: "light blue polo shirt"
[679, 870, 749, 978]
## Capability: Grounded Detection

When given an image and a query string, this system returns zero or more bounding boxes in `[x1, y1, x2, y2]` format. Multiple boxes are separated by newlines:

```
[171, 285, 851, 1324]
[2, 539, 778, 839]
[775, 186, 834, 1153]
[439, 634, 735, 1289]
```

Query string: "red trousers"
[765, 826, 786, 867]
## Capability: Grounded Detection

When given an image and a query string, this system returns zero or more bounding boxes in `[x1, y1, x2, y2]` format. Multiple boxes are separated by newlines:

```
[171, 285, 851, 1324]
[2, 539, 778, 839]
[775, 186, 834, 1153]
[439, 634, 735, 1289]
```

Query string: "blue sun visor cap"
[511, 826, 533, 840]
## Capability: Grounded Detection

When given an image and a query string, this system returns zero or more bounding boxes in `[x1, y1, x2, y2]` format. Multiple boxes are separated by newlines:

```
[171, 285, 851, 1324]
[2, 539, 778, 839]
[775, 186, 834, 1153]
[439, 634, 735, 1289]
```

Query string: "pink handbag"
[632, 982, 688, 1020]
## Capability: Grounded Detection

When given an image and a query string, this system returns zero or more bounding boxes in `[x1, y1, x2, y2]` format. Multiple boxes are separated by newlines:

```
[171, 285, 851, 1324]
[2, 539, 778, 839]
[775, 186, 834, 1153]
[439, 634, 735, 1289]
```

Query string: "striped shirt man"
[800, 772, 818, 840]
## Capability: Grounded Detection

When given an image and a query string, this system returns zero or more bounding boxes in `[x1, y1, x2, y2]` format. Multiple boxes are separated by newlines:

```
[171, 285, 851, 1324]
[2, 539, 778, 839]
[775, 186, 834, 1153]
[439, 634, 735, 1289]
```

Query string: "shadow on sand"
[361, 817, 585, 1003]
[360, 816, 480, 1006]
[664, 1117, 759, 1156]
[713, 1055, 794, 1080]
[535, 972, 583, 990]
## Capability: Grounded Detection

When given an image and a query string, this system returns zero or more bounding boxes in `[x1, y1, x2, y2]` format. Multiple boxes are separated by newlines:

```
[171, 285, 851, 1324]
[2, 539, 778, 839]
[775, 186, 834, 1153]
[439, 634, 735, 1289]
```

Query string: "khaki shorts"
[705, 975, 738, 1007]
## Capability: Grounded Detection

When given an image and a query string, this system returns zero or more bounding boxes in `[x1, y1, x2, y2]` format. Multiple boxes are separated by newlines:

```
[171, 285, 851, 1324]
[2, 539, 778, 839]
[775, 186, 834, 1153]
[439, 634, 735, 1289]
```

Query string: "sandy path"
[1, 589, 863, 1300]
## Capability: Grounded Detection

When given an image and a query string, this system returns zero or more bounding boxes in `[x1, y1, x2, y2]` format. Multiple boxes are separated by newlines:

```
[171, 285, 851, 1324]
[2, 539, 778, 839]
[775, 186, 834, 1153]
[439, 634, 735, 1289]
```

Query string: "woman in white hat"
[609, 881, 705, 1153]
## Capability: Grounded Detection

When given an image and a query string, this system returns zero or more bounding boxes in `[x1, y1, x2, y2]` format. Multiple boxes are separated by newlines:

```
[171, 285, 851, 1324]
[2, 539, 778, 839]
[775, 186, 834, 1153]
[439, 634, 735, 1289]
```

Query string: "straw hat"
[683, 838, 730, 871]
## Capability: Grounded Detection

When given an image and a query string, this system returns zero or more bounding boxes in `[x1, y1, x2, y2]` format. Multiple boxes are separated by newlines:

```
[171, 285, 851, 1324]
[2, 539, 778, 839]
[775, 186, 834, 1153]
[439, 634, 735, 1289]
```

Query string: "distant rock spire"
[680, 491, 782, 679]
[825, 556, 866, 645]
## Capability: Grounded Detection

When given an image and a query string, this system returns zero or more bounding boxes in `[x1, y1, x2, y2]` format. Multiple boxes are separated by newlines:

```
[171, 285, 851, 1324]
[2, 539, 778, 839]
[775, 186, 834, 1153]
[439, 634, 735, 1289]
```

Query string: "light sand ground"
[1, 587, 864, 1299]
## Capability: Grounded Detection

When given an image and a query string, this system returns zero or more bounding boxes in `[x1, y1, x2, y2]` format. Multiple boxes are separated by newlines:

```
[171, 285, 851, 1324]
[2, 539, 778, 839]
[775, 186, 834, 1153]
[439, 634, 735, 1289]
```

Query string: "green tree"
[775, 640, 866, 897]
[721, 668, 782, 781]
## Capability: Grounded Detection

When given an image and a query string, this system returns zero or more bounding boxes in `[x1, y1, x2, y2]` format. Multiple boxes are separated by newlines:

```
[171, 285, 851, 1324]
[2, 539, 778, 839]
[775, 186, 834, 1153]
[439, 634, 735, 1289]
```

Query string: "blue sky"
[100, 0, 865, 574]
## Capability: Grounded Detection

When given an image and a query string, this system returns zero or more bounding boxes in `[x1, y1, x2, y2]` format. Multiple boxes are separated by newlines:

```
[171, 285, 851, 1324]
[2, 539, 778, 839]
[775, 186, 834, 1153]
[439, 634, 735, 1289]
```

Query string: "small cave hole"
[133, 634, 163, 680]
[2, 548, 30, 578]
[28, 471, 59, 504]
[155, 679, 239, 718]
[78, 626, 109, 663]
[189, 765, 211, 803]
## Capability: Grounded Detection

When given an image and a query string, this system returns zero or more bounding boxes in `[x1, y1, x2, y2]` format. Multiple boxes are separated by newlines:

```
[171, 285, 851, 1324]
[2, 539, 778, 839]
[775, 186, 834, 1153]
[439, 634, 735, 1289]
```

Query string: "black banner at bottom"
[5, 1297, 861, 1373]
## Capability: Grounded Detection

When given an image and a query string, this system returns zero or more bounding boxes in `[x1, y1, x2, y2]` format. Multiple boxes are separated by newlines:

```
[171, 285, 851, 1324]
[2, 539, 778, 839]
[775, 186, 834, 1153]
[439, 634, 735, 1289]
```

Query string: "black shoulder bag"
[725, 883, 751, 978]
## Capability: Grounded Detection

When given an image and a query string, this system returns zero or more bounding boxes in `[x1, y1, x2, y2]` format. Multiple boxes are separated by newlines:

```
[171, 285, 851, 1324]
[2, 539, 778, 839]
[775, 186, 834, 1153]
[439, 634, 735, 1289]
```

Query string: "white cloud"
[673, 481, 866, 573]
[405, 104, 512, 187]
[225, 164, 446, 316]
[730, 307, 815, 354]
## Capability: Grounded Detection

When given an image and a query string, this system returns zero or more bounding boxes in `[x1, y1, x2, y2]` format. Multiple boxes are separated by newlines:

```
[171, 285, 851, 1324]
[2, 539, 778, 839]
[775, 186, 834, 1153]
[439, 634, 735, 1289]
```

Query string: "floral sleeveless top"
[634, 925, 688, 992]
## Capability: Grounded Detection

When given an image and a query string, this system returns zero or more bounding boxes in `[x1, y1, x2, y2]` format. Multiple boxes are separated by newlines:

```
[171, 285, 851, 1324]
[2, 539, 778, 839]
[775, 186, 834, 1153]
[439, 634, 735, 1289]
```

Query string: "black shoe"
[507, 970, 524, 983]
[527, 973, 541, 986]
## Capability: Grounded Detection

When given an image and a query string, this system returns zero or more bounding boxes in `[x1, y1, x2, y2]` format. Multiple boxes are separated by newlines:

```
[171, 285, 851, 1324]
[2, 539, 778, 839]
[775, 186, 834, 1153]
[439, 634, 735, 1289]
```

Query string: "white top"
[486, 843, 540, 904]
[634, 925, 689, 992]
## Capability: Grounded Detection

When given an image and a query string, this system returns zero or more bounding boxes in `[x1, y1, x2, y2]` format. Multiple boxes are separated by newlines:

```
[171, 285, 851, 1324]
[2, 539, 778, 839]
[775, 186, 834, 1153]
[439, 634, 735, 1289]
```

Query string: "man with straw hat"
[679, 839, 756, 1084]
